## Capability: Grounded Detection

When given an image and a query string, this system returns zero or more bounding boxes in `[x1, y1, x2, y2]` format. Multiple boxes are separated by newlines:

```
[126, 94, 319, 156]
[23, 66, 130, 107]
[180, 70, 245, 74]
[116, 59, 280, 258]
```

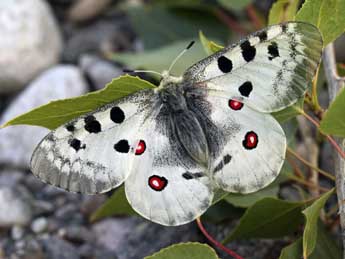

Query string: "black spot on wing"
[217, 56, 233, 73]
[182, 172, 204, 180]
[110, 106, 125, 123]
[239, 81, 253, 97]
[114, 139, 130, 153]
[281, 23, 288, 33]
[214, 154, 232, 173]
[268, 42, 280, 60]
[66, 124, 75, 132]
[223, 154, 232, 164]
[240, 40, 256, 62]
[69, 138, 85, 151]
[84, 115, 101, 133]
[258, 31, 267, 42]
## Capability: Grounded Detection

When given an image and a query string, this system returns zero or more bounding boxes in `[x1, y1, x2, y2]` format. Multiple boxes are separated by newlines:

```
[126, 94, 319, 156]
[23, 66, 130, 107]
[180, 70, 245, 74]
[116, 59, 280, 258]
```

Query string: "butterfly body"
[31, 22, 323, 226]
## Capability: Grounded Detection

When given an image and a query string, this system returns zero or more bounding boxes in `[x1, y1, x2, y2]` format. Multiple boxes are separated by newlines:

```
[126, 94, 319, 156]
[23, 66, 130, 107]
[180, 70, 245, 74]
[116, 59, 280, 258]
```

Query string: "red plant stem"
[196, 218, 245, 259]
[213, 8, 248, 35]
[246, 4, 262, 30]
[302, 112, 345, 159]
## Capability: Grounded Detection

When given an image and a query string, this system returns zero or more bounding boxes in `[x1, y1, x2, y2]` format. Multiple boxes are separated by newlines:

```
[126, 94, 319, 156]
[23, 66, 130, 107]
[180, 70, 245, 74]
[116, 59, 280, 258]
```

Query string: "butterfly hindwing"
[184, 22, 322, 112]
[31, 89, 155, 194]
[125, 101, 213, 226]
[207, 93, 285, 193]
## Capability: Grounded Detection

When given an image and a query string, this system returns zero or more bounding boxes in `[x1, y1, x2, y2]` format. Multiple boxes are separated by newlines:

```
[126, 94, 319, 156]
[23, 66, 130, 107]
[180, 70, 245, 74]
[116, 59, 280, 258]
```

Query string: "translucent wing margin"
[184, 22, 323, 112]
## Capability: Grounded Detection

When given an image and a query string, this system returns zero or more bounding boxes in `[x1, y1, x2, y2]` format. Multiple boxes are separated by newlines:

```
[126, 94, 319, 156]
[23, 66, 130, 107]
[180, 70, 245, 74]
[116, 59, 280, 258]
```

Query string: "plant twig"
[286, 156, 306, 179]
[289, 175, 330, 193]
[296, 116, 320, 197]
[287, 147, 335, 181]
[323, 43, 345, 258]
[213, 8, 248, 35]
[196, 218, 245, 259]
[296, 109, 345, 159]
[246, 4, 263, 30]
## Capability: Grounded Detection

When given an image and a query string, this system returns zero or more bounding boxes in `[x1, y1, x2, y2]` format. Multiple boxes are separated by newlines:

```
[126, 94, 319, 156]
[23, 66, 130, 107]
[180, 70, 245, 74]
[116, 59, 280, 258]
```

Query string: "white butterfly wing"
[125, 111, 213, 226]
[204, 93, 285, 193]
[184, 22, 322, 112]
[31, 89, 154, 194]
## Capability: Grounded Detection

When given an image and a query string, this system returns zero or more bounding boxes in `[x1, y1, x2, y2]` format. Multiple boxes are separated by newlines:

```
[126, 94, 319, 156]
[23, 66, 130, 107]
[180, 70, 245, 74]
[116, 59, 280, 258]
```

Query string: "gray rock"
[31, 217, 48, 234]
[32, 200, 55, 217]
[63, 18, 133, 62]
[39, 236, 79, 259]
[12, 237, 45, 259]
[68, 0, 112, 23]
[92, 217, 200, 259]
[80, 194, 107, 218]
[79, 243, 118, 259]
[11, 226, 25, 240]
[79, 54, 123, 90]
[58, 225, 94, 244]
[0, 186, 33, 227]
[0, 65, 88, 168]
[0, 0, 62, 93]
[0, 169, 25, 188]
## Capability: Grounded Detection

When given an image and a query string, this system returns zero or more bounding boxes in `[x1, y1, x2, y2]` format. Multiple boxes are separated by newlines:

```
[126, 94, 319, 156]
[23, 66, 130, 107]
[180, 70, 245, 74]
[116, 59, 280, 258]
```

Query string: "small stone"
[79, 54, 123, 90]
[0, 169, 25, 188]
[79, 243, 118, 259]
[31, 217, 48, 234]
[58, 225, 94, 244]
[63, 18, 133, 63]
[80, 194, 107, 217]
[68, 0, 112, 23]
[92, 217, 200, 259]
[0, 0, 62, 93]
[0, 65, 87, 168]
[39, 236, 80, 259]
[11, 226, 25, 240]
[33, 200, 55, 216]
[0, 186, 33, 227]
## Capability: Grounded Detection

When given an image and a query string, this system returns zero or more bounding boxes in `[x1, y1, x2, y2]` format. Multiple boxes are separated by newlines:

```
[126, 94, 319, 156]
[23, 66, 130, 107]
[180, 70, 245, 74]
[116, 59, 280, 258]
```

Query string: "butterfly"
[31, 22, 322, 226]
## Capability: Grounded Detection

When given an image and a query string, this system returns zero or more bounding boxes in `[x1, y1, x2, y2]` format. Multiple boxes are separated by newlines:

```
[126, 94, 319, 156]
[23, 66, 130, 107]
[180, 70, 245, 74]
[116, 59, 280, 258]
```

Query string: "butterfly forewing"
[31, 89, 154, 194]
[184, 22, 323, 112]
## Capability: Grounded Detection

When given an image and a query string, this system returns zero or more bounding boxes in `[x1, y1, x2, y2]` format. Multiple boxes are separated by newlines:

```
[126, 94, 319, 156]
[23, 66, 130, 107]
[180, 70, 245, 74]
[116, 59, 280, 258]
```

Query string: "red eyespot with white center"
[135, 140, 146, 155]
[148, 175, 168, 191]
[242, 131, 258, 150]
[229, 99, 243, 110]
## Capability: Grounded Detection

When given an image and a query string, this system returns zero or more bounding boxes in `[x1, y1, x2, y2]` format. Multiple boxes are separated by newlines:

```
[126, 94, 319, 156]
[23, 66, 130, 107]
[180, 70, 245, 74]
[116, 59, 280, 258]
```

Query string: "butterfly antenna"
[167, 41, 195, 74]
[123, 69, 163, 78]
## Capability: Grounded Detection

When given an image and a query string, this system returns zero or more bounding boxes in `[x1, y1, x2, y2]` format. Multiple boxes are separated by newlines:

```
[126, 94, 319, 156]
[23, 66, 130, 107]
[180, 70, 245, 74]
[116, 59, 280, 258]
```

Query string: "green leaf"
[279, 223, 342, 259]
[320, 88, 345, 137]
[218, 0, 253, 11]
[272, 97, 304, 123]
[199, 31, 224, 55]
[223, 198, 306, 243]
[1, 76, 155, 130]
[279, 238, 303, 259]
[203, 201, 244, 223]
[125, 6, 228, 49]
[111, 40, 207, 76]
[295, 0, 345, 45]
[302, 188, 334, 258]
[268, 0, 299, 25]
[224, 182, 279, 208]
[144, 242, 220, 259]
[310, 223, 342, 259]
[90, 185, 136, 222]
